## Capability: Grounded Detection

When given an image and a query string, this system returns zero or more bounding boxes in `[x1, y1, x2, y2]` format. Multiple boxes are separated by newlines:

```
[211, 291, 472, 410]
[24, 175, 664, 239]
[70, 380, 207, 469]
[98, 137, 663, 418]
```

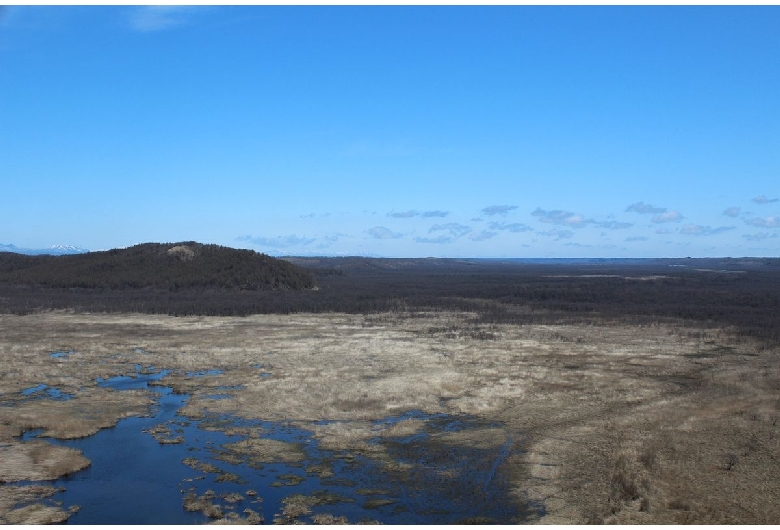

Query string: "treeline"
[0, 242, 316, 291]
[1, 254, 779, 348]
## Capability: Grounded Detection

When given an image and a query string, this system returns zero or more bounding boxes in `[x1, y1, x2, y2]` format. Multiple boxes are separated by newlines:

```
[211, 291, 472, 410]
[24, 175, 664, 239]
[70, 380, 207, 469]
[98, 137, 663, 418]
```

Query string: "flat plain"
[1, 258, 779, 523]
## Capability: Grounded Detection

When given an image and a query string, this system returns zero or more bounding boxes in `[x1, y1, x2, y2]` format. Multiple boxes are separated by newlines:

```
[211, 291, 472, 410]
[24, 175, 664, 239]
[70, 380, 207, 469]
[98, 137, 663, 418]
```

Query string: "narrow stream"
[19, 366, 541, 524]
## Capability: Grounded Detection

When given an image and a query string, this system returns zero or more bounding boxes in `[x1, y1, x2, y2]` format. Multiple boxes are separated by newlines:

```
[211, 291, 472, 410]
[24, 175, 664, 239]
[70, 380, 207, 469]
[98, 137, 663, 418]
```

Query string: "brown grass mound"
[0, 441, 89, 482]
[223, 438, 306, 463]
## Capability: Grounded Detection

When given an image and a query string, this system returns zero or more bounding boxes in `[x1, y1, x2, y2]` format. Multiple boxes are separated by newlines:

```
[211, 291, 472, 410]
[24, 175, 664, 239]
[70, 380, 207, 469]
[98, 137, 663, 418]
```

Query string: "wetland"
[0, 313, 539, 524]
[1, 257, 779, 523]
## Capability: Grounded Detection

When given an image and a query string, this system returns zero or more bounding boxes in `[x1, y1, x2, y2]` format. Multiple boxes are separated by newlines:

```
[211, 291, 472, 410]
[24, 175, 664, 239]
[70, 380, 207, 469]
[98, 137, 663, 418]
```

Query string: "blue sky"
[1, 5, 779, 257]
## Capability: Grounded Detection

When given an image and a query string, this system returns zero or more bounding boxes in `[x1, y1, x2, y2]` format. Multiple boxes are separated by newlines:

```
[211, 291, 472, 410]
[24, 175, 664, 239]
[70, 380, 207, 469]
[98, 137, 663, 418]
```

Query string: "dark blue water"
[186, 369, 223, 377]
[46, 390, 206, 524]
[95, 365, 168, 390]
[20, 384, 74, 401]
[19, 367, 538, 524]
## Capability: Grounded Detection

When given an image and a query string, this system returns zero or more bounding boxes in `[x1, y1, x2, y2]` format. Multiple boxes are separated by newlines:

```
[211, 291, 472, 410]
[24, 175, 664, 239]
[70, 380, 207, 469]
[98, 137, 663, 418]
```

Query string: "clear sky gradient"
[2, 5, 779, 257]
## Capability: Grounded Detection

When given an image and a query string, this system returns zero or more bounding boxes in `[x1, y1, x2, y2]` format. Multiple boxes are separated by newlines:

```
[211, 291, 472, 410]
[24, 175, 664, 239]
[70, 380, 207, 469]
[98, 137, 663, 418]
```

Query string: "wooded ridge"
[0, 242, 316, 291]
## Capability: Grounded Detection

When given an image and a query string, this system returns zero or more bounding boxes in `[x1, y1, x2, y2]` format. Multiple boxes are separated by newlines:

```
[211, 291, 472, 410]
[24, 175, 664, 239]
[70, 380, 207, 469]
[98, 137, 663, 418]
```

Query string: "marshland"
[1, 250, 779, 523]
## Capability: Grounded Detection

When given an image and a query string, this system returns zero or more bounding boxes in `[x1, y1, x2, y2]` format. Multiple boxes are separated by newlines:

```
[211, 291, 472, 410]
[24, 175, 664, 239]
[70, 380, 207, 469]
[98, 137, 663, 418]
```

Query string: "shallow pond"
[21, 365, 541, 524]
[20, 383, 74, 401]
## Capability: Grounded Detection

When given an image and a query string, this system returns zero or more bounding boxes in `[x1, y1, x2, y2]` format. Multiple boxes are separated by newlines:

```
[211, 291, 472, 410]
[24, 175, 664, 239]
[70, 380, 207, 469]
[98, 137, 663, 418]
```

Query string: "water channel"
[19, 365, 541, 524]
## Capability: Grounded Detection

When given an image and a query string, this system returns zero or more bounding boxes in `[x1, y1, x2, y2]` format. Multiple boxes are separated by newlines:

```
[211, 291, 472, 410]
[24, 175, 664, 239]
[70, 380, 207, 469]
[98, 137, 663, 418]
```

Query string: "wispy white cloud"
[236, 234, 316, 248]
[722, 206, 741, 217]
[538, 229, 574, 240]
[488, 222, 533, 233]
[387, 210, 418, 218]
[468, 230, 497, 241]
[414, 235, 453, 244]
[314, 233, 349, 249]
[626, 202, 666, 214]
[598, 220, 633, 230]
[625, 236, 649, 241]
[751, 195, 779, 204]
[322, 233, 348, 243]
[387, 210, 450, 219]
[481, 205, 517, 216]
[745, 216, 780, 228]
[651, 210, 683, 223]
[367, 226, 403, 239]
[564, 242, 592, 247]
[680, 224, 734, 236]
[531, 208, 591, 228]
[655, 228, 671, 235]
[421, 210, 449, 218]
[627, 202, 681, 223]
[429, 223, 471, 238]
[743, 233, 778, 241]
[129, 6, 198, 32]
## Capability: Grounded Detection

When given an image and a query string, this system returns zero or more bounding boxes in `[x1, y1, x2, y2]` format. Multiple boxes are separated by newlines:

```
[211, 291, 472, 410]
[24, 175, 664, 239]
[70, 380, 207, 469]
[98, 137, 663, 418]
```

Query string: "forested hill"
[0, 242, 316, 291]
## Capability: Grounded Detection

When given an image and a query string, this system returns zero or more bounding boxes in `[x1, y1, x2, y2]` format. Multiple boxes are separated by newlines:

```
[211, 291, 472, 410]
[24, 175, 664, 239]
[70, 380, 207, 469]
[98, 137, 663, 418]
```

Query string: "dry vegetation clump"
[362, 498, 396, 509]
[220, 492, 244, 503]
[0, 485, 71, 524]
[183, 490, 225, 519]
[0, 441, 89, 482]
[222, 438, 306, 464]
[433, 427, 508, 450]
[377, 418, 425, 438]
[275, 493, 312, 523]
[275, 491, 355, 524]
[1, 503, 71, 524]
[215, 472, 244, 484]
[144, 422, 184, 444]
[307, 421, 385, 455]
[311, 513, 349, 524]
[208, 507, 263, 524]
[0, 387, 153, 440]
[271, 473, 305, 487]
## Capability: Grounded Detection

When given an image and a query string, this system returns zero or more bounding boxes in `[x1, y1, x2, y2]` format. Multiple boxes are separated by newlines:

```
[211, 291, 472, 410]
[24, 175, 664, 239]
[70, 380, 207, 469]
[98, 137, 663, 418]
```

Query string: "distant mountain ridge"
[0, 242, 315, 291]
[0, 243, 90, 256]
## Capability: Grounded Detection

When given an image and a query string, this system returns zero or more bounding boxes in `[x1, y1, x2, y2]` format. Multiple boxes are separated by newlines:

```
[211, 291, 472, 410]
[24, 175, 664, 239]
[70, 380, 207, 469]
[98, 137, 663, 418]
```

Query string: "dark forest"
[1, 247, 778, 348]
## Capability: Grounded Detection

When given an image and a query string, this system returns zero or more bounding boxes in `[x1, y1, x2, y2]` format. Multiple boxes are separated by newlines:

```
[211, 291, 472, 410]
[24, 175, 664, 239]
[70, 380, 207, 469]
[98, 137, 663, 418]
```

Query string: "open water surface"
[19, 364, 541, 524]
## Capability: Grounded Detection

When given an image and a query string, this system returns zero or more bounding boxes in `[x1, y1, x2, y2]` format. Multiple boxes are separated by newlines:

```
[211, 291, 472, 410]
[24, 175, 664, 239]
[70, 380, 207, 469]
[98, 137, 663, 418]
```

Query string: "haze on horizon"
[1, 5, 778, 258]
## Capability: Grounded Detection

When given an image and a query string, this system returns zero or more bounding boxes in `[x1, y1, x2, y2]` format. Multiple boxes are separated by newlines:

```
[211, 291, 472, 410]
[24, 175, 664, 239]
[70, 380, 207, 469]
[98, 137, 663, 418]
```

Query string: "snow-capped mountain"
[0, 243, 90, 255]
[0, 244, 21, 253]
[45, 244, 90, 255]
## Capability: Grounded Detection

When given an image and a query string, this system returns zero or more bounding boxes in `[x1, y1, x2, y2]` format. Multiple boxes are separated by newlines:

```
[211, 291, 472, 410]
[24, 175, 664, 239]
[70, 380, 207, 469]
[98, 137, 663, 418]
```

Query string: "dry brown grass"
[0, 441, 89, 482]
[1, 311, 778, 523]
[1, 503, 71, 524]
[0, 485, 69, 524]
[222, 438, 306, 464]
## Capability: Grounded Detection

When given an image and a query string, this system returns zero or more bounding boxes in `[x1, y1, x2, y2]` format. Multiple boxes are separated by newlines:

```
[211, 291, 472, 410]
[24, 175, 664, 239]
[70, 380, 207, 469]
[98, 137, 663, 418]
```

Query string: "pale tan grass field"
[0, 311, 778, 523]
